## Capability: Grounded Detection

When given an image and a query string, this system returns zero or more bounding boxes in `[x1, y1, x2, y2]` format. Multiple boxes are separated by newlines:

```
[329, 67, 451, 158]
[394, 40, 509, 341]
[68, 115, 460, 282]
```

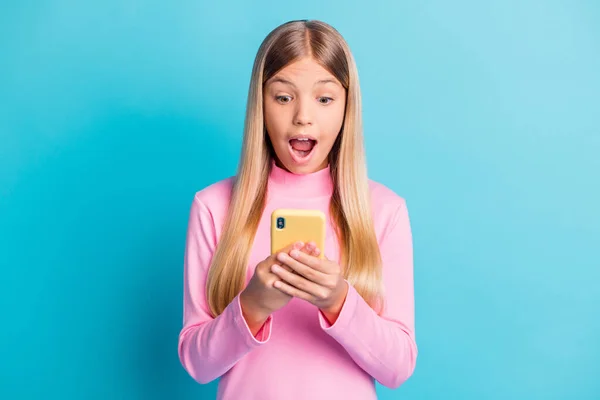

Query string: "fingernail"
[276, 252, 286, 262]
[294, 241, 304, 249]
[290, 249, 299, 258]
[313, 248, 321, 256]
[271, 264, 280, 273]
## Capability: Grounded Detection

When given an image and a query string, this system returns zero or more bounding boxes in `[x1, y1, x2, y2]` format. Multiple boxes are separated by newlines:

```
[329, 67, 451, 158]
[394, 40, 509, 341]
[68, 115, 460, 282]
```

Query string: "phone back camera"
[276, 217, 285, 229]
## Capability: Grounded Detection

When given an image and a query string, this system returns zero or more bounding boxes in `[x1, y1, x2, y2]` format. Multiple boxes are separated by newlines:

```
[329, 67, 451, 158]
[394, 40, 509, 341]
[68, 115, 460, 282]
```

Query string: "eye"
[318, 97, 334, 105]
[276, 95, 292, 104]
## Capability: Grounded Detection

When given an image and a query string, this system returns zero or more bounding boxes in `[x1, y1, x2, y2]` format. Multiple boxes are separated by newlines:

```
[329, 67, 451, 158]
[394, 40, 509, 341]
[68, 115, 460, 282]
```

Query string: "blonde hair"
[207, 20, 384, 317]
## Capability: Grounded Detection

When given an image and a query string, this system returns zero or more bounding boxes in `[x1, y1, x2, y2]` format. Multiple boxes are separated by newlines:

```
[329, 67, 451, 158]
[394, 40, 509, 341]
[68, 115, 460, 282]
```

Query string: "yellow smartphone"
[271, 209, 326, 258]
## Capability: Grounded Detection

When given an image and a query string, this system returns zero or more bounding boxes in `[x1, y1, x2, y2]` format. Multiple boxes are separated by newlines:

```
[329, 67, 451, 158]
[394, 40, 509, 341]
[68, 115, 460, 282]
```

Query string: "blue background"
[1, 1, 599, 399]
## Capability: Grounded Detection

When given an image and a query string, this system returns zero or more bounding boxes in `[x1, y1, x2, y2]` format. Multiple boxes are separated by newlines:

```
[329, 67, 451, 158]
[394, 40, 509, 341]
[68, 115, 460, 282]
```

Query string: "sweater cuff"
[318, 280, 357, 332]
[233, 294, 273, 347]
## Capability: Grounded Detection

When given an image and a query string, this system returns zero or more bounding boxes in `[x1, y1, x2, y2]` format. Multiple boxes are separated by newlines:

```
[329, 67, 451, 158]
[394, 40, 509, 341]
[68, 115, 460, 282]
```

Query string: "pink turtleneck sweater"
[178, 162, 417, 399]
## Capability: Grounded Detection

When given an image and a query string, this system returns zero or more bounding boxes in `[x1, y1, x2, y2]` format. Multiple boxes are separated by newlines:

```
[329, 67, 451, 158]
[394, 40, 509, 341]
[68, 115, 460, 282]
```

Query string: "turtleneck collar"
[267, 159, 334, 199]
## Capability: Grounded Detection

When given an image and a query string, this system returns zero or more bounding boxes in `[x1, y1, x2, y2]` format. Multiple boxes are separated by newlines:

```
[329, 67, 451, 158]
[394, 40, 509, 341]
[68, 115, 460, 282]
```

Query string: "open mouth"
[289, 137, 317, 162]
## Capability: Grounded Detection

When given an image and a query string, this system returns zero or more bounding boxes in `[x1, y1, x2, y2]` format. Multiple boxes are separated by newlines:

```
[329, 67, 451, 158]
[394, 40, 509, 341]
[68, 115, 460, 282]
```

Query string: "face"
[264, 57, 347, 174]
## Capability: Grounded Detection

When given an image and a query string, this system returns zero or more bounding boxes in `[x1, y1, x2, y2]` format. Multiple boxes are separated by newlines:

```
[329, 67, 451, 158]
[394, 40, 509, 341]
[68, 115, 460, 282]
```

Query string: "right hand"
[240, 241, 317, 334]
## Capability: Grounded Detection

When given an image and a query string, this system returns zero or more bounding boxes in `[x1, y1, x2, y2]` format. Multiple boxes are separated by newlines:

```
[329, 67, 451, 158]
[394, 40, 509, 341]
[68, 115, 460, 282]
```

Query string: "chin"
[279, 156, 328, 175]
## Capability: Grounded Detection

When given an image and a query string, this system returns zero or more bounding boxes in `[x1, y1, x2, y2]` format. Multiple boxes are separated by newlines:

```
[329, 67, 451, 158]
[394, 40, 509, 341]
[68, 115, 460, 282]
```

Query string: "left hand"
[270, 242, 349, 320]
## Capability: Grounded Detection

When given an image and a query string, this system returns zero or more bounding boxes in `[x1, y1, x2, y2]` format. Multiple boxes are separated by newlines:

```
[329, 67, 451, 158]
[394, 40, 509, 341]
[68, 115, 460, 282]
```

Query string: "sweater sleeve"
[318, 198, 417, 389]
[177, 194, 273, 384]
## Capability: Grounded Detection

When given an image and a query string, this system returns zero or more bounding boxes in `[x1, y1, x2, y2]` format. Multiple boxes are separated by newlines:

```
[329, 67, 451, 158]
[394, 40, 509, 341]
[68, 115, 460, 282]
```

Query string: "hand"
[239, 242, 318, 336]
[270, 242, 349, 324]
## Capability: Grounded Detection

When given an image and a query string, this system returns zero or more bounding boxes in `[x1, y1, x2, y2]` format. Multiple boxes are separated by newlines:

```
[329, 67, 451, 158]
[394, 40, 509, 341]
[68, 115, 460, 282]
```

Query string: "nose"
[293, 97, 313, 126]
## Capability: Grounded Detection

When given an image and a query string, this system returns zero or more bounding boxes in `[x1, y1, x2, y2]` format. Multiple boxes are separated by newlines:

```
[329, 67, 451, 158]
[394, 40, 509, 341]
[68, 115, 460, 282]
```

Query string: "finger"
[285, 241, 305, 253]
[293, 244, 317, 274]
[287, 249, 330, 273]
[275, 252, 329, 283]
[271, 241, 304, 270]
[271, 264, 325, 298]
[299, 243, 313, 254]
[272, 241, 304, 257]
[304, 241, 321, 257]
[272, 279, 314, 303]
[275, 243, 312, 274]
[272, 261, 292, 273]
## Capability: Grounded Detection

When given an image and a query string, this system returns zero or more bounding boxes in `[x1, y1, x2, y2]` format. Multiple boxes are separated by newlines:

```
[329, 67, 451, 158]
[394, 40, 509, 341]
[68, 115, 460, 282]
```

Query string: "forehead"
[267, 57, 341, 87]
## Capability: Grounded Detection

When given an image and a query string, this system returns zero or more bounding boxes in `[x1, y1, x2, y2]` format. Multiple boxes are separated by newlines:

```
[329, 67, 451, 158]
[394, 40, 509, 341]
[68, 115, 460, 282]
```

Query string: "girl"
[178, 19, 417, 400]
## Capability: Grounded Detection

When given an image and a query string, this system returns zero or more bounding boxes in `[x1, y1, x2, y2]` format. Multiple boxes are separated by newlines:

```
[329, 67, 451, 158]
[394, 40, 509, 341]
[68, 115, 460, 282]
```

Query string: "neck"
[267, 159, 334, 199]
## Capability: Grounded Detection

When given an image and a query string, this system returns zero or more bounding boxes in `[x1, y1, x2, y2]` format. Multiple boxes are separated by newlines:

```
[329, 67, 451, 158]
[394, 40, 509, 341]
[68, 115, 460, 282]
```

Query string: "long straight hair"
[207, 20, 384, 317]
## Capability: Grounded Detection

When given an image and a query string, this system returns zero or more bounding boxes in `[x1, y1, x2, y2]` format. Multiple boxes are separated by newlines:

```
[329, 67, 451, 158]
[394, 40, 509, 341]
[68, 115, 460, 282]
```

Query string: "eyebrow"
[268, 77, 338, 87]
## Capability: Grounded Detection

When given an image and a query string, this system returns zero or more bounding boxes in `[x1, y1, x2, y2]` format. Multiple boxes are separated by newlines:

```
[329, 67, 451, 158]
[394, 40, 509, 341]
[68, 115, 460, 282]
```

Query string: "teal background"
[1, 1, 599, 399]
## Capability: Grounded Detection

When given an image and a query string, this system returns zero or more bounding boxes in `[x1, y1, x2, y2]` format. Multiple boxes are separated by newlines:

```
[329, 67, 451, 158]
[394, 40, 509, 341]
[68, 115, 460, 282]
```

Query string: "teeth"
[297, 138, 309, 141]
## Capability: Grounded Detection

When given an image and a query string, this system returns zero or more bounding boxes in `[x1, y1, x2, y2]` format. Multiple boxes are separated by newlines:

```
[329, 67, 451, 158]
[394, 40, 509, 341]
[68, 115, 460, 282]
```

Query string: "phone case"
[271, 209, 326, 258]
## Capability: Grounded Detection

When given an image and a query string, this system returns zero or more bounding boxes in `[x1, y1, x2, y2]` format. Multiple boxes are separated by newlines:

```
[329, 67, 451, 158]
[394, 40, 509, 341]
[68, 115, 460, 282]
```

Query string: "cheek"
[317, 104, 345, 146]
[264, 102, 289, 142]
